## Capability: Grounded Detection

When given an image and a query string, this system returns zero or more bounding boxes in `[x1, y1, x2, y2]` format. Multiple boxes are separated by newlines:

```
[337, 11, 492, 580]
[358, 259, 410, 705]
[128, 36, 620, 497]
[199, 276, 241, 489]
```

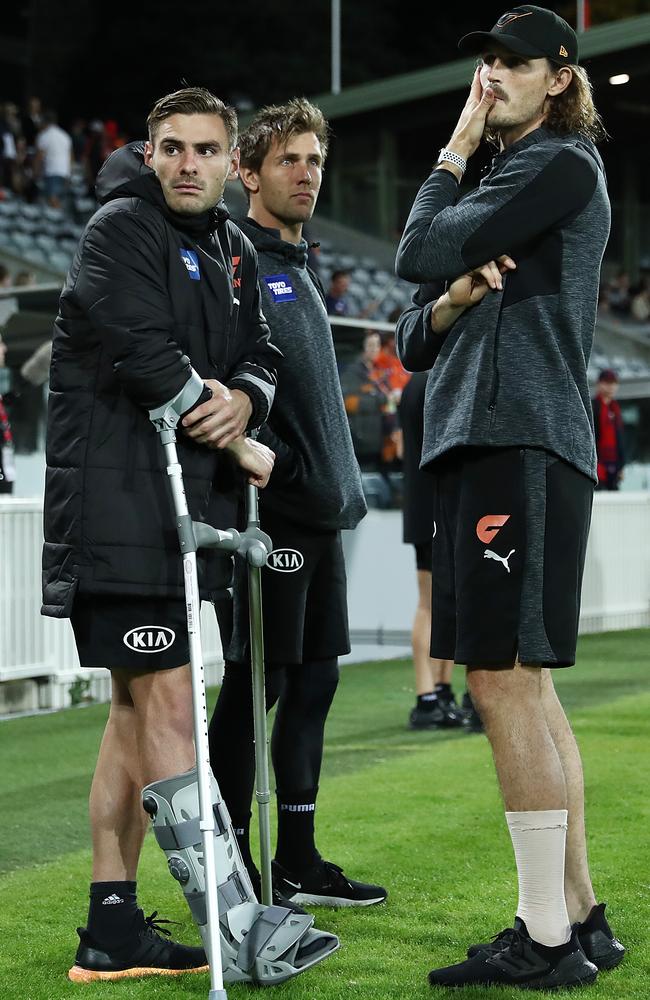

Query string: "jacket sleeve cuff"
[228, 379, 268, 430]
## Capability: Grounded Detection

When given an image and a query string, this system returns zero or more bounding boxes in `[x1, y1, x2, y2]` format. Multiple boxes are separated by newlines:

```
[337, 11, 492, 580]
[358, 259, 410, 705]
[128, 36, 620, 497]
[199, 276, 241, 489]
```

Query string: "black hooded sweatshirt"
[42, 142, 279, 617]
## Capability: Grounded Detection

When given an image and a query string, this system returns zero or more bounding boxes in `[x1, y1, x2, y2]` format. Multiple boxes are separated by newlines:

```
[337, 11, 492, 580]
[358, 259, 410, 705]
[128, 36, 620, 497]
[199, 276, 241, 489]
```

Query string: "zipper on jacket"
[487, 275, 508, 418]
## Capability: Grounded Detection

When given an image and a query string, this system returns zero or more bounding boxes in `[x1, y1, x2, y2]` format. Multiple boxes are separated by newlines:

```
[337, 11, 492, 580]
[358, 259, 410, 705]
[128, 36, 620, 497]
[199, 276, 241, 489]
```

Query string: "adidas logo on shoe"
[101, 894, 125, 905]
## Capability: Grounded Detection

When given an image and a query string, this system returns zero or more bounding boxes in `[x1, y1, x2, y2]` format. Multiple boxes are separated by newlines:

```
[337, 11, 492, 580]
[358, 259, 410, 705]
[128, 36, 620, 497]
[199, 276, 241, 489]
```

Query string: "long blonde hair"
[544, 63, 607, 143]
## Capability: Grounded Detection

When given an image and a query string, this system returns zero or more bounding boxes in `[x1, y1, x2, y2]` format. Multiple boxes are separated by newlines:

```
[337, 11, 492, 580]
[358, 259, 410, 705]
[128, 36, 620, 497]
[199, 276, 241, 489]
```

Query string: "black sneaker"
[68, 909, 208, 983]
[429, 923, 597, 989]
[461, 691, 484, 733]
[249, 867, 309, 914]
[435, 689, 464, 727]
[578, 903, 625, 970]
[467, 904, 624, 971]
[409, 701, 446, 729]
[273, 858, 387, 907]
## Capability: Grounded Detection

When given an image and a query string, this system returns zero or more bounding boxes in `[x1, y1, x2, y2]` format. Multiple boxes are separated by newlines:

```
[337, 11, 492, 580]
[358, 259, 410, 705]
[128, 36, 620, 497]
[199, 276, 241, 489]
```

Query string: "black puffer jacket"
[42, 143, 278, 617]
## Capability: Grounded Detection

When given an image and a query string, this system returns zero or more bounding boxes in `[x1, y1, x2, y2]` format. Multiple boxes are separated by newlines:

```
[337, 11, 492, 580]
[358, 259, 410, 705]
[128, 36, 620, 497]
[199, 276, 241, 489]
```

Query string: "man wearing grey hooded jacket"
[395, 5, 622, 990]
[209, 98, 387, 909]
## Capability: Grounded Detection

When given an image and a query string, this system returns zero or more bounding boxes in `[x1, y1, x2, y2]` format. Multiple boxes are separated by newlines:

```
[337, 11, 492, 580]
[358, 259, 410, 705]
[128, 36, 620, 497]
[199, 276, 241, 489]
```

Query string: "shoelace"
[490, 927, 519, 950]
[494, 930, 532, 969]
[143, 911, 178, 938]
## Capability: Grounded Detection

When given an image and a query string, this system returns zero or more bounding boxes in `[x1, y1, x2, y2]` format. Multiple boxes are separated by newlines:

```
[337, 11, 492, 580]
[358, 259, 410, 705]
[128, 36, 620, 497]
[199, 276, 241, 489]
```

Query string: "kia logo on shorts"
[123, 626, 176, 653]
[267, 548, 304, 573]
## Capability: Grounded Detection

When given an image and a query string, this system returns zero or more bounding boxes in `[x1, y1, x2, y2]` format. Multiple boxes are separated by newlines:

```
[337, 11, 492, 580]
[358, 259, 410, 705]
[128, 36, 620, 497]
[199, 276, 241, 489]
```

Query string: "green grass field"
[1, 629, 649, 999]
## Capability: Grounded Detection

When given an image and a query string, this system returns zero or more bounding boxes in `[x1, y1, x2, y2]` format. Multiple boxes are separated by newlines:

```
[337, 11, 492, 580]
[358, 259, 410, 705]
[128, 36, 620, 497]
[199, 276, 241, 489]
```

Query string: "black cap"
[458, 5, 578, 66]
[598, 368, 619, 383]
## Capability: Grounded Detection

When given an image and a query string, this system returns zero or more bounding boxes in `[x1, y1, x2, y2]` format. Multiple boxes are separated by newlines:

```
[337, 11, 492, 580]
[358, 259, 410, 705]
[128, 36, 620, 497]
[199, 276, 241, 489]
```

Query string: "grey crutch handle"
[149, 367, 208, 435]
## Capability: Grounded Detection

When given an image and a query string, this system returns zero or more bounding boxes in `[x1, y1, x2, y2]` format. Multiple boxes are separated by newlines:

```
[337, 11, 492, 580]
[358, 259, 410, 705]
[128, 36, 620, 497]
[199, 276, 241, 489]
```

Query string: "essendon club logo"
[231, 255, 241, 289]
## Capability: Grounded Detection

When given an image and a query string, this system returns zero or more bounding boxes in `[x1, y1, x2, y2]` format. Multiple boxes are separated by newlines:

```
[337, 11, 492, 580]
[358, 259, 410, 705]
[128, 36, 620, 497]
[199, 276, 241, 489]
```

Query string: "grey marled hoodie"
[395, 127, 610, 482]
[238, 217, 366, 530]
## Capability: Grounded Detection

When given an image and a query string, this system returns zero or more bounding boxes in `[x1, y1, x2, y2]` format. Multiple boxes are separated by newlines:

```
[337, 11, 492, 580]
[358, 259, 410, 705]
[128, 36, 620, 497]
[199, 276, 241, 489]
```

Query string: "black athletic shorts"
[415, 540, 433, 572]
[430, 447, 593, 668]
[71, 594, 190, 671]
[226, 508, 350, 665]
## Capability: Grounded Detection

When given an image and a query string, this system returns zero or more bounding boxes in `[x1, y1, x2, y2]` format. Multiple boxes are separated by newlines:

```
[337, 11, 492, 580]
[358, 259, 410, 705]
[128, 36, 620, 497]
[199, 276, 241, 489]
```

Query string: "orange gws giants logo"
[496, 12, 533, 27]
[476, 514, 510, 544]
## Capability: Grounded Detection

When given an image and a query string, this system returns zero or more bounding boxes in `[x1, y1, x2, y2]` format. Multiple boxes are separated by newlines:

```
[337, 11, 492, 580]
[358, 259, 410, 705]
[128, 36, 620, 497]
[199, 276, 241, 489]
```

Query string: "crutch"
[148, 377, 271, 999]
[242, 467, 273, 905]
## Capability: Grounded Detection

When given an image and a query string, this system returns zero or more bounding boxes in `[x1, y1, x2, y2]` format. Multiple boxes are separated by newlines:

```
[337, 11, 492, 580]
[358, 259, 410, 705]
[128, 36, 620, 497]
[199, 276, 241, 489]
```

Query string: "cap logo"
[496, 11, 533, 28]
[559, 44, 568, 57]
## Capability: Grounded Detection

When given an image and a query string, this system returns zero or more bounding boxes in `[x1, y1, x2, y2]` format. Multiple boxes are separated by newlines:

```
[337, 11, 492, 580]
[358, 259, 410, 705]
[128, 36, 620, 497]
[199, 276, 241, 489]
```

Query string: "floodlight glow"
[609, 74, 630, 86]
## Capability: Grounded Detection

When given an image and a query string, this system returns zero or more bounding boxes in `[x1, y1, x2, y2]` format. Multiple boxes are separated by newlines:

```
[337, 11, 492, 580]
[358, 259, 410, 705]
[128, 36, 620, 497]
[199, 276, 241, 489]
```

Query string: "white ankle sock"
[505, 809, 572, 947]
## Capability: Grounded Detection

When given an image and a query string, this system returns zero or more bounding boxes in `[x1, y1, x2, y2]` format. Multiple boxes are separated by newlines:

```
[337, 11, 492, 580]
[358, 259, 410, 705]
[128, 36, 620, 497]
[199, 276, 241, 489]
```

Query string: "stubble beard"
[164, 178, 224, 216]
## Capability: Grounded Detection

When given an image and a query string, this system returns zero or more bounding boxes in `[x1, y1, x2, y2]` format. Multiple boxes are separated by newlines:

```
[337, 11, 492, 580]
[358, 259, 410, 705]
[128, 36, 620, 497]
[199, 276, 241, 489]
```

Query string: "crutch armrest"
[149, 367, 211, 432]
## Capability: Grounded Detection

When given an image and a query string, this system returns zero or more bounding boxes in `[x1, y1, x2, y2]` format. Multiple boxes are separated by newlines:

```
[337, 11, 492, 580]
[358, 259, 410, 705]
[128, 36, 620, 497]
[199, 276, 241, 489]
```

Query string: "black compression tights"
[208, 657, 340, 827]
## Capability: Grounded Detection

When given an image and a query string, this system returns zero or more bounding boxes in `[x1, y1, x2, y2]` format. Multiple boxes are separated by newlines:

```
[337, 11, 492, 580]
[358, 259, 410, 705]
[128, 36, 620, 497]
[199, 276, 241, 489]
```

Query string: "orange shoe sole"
[68, 963, 209, 983]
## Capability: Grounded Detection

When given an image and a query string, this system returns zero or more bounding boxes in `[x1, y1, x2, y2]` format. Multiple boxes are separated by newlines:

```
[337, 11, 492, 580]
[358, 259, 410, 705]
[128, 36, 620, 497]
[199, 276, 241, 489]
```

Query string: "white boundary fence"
[1, 493, 649, 712]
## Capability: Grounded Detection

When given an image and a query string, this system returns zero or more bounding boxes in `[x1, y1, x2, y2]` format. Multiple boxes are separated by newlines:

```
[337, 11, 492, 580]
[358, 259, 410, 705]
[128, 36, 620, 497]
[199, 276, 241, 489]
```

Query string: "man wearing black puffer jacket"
[42, 88, 284, 983]
[209, 99, 387, 910]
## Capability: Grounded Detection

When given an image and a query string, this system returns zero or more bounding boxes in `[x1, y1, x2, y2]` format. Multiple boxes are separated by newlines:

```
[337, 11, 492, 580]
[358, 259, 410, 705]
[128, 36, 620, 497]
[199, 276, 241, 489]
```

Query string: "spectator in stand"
[14, 269, 37, 287]
[0, 333, 16, 494]
[340, 331, 386, 468]
[374, 329, 410, 395]
[592, 369, 625, 490]
[69, 118, 88, 163]
[371, 334, 406, 466]
[0, 263, 11, 288]
[83, 120, 107, 195]
[104, 119, 126, 156]
[1, 103, 19, 191]
[630, 280, 650, 322]
[21, 97, 42, 150]
[606, 269, 631, 317]
[325, 268, 352, 316]
[35, 110, 72, 208]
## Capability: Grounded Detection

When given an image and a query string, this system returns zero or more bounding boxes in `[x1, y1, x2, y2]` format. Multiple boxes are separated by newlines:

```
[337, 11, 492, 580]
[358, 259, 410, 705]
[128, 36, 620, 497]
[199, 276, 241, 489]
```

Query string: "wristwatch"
[437, 148, 467, 175]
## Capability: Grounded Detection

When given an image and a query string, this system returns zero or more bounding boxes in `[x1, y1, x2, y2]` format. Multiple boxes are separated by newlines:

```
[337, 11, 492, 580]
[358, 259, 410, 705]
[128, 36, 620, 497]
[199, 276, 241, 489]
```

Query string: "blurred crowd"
[0, 263, 36, 289]
[339, 324, 410, 502]
[0, 96, 126, 208]
[599, 268, 650, 322]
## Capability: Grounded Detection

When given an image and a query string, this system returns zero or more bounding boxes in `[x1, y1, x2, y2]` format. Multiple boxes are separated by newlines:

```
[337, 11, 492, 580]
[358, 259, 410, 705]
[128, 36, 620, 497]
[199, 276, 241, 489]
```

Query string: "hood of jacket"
[237, 217, 308, 268]
[95, 140, 230, 232]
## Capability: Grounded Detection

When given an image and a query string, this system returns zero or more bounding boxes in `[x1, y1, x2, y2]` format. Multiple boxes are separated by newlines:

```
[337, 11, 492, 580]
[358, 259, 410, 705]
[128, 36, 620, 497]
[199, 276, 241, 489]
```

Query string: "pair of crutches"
[150, 396, 273, 1000]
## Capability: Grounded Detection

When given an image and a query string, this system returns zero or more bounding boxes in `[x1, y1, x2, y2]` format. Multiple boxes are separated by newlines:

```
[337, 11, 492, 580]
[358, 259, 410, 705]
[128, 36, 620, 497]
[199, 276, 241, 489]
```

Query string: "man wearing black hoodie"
[209, 99, 386, 909]
[42, 88, 287, 983]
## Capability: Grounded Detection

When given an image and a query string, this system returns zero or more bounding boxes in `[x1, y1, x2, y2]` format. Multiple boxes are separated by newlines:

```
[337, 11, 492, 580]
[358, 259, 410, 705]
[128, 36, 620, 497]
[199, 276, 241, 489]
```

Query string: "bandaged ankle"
[506, 809, 571, 947]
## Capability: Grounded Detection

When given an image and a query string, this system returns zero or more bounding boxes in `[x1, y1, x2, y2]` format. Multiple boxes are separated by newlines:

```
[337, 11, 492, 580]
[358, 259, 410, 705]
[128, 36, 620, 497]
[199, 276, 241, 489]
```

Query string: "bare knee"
[467, 663, 542, 721]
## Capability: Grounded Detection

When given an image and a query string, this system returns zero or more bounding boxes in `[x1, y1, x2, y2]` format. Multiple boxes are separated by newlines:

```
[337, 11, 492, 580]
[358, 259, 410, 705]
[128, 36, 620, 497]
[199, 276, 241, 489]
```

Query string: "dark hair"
[239, 97, 330, 174]
[147, 87, 238, 150]
[331, 269, 351, 281]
